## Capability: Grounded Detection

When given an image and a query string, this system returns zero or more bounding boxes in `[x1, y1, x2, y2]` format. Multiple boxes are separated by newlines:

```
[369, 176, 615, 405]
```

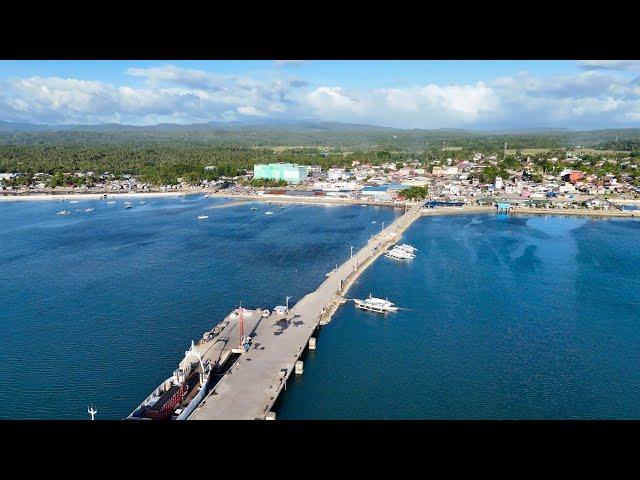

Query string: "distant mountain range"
[0, 119, 579, 134]
[0, 119, 401, 133]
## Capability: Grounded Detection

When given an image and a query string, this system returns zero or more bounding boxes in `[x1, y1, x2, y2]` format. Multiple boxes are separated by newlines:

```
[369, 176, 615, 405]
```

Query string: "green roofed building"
[253, 163, 309, 184]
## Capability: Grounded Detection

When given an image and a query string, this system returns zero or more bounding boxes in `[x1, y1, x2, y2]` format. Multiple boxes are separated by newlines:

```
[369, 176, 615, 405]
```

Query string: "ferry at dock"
[354, 294, 399, 314]
[127, 307, 264, 420]
[385, 247, 415, 260]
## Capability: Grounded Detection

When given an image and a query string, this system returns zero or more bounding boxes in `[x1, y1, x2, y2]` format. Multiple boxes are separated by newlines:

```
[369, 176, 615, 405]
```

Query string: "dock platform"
[188, 204, 423, 420]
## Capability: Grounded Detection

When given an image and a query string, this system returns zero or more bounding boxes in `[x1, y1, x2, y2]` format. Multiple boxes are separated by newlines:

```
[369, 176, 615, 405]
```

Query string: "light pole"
[351, 245, 356, 271]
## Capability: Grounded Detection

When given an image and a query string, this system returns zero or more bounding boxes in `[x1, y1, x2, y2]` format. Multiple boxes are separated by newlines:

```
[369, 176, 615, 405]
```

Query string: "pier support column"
[309, 337, 316, 350]
[295, 361, 304, 375]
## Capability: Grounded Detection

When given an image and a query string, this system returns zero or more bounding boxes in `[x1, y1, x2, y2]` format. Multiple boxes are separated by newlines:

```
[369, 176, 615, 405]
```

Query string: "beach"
[0, 190, 197, 202]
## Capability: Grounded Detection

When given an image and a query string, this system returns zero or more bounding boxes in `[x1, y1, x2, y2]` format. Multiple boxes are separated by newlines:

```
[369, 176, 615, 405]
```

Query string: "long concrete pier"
[189, 203, 423, 420]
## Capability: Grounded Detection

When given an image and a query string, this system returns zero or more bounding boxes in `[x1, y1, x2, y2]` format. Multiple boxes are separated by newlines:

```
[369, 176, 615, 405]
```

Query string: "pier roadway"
[189, 204, 423, 420]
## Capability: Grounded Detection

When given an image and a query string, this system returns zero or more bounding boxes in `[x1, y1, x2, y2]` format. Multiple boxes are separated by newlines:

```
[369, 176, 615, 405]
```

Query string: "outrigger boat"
[385, 247, 415, 260]
[354, 294, 399, 314]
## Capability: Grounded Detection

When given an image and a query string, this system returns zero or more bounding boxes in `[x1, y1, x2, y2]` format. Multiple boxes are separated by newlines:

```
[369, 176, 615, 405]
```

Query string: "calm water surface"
[0, 195, 399, 419]
[277, 213, 640, 419]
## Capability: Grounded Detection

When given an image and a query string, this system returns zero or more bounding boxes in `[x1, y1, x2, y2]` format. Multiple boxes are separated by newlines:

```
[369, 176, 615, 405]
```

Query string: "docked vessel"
[396, 244, 417, 254]
[354, 294, 399, 314]
[128, 307, 265, 420]
[385, 247, 415, 260]
[128, 341, 211, 421]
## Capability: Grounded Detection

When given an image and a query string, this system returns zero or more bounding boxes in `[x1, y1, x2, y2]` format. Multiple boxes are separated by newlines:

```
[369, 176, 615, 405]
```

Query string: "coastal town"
[2, 148, 639, 212]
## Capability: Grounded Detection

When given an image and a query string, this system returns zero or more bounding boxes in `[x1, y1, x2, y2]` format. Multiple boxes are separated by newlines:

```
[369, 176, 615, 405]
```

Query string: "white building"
[495, 176, 503, 190]
[313, 181, 360, 192]
[327, 168, 348, 181]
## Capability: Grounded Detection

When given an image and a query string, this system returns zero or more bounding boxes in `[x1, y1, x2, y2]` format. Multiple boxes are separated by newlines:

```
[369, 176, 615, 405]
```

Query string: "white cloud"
[2, 64, 640, 129]
[578, 60, 640, 73]
[274, 60, 307, 67]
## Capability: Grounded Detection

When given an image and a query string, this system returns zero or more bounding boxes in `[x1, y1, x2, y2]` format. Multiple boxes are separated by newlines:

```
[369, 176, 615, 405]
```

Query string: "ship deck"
[181, 308, 273, 373]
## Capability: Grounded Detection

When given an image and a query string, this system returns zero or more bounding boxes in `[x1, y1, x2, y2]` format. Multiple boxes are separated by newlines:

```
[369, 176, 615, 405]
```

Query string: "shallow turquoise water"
[0, 195, 399, 419]
[276, 214, 640, 419]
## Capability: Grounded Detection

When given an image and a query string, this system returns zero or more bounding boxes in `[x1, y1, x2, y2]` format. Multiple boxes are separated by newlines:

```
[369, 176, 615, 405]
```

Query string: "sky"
[1, 60, 640, 130]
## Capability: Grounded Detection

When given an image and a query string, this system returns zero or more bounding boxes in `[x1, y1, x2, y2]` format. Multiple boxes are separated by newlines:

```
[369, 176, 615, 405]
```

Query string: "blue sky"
[1, 60, 639, 129]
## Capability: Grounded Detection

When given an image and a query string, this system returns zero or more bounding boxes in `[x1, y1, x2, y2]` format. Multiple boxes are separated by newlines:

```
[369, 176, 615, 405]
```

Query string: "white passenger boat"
[385, 247, 415, 260]
[396, 244, 417, 253]
[354, 294, 399, 314]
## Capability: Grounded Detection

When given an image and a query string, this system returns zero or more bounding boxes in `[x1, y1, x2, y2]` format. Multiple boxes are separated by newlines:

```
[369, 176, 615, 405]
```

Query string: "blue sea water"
[276, 213, 640, 419]
[0, 195, 400, 419]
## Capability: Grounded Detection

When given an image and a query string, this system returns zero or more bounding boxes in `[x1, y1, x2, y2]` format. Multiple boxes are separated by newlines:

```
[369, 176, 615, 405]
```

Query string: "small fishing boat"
[197, 215, 208, 220]
[69, 200, 79, 204]
[57, 210, 70, 216]
[124, 202, 133, 209]
[84, 208, 94, 212]
[107, 201, 116, 204]
[250, 206, 258, 211]
[265, 211, 274, 215]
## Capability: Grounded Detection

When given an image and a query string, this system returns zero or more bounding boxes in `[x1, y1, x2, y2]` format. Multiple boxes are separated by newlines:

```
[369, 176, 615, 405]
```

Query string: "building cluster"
[1, 172, 155, 193]
[249, 153, 639, 208]
[251, 161, 431, 202]
[2, 153, 638, 209]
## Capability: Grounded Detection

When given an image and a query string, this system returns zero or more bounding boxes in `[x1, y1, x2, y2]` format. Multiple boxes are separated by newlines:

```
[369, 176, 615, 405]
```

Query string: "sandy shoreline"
[0, 190, 200, 202]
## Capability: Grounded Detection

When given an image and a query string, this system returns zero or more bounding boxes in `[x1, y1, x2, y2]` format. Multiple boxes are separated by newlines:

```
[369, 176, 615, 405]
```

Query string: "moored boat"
[354, 294, 399, 314]
[127, 341, 211, 421]
[385, 247, 415, 260]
